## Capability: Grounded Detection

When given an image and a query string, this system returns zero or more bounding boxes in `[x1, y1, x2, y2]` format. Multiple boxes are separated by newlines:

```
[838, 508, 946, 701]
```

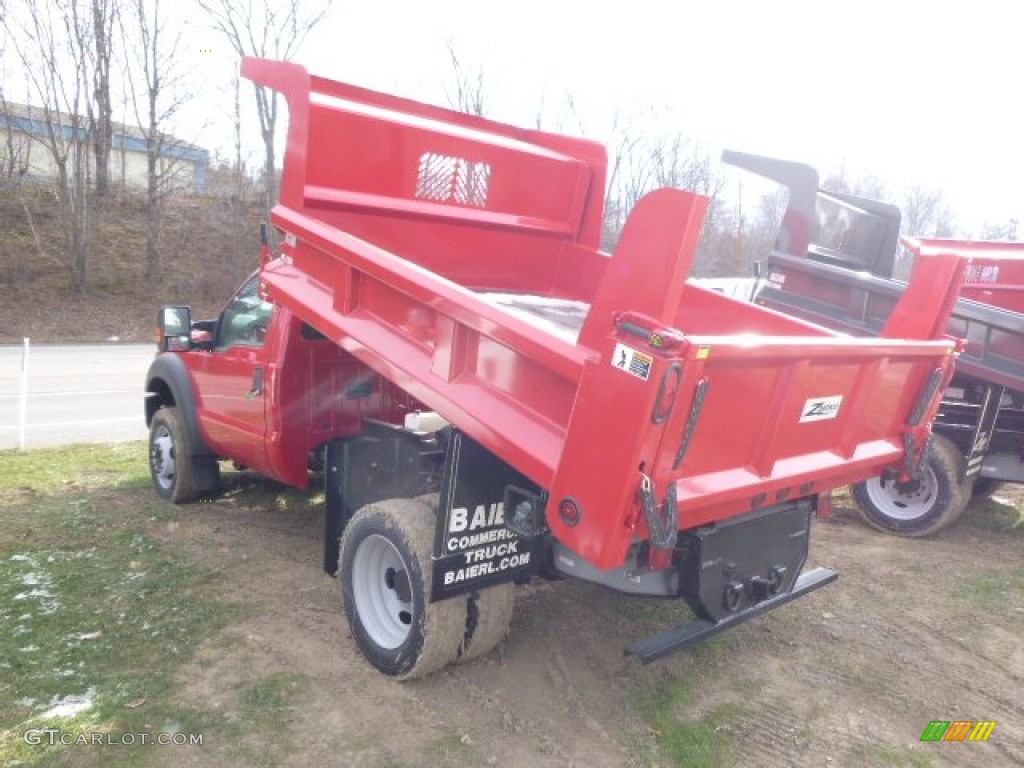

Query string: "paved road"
[0, 343, 154, 450]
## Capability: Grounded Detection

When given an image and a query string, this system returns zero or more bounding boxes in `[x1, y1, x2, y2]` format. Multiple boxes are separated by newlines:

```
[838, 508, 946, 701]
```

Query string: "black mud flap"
[625, 500, 838, 663]
[322, 423, 445, 576]
[430, 432, 542, 601]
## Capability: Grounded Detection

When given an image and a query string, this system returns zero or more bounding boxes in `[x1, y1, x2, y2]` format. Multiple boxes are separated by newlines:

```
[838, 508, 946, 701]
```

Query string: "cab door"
[191, 275, 275, 473]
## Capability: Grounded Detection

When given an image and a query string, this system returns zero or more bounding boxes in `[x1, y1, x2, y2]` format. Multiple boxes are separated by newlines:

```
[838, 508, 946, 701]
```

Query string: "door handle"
[247, 367, 264, 398]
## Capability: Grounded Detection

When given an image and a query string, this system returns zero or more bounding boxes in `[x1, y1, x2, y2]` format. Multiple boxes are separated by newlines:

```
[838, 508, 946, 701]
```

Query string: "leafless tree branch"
[196, 0, 332, 218]
[2, 0, 96, 292]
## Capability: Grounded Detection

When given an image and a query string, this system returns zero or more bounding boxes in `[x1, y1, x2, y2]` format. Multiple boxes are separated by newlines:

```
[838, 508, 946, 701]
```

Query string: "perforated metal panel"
[415, 152, 490, 207]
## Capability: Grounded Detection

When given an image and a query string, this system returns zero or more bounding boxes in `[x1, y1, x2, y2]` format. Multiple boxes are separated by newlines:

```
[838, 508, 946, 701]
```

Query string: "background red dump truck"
[145, 58, 965, 679]
[728, 151, 1024, 537]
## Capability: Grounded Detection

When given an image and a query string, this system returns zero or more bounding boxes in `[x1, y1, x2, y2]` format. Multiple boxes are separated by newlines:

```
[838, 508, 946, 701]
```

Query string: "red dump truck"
[726, 151, 1024, 536]
[144, 58, 966, 679]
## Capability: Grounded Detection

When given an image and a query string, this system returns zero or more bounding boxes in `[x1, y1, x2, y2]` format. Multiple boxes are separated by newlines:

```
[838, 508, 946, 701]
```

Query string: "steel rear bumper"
[624, 566, 838, 663]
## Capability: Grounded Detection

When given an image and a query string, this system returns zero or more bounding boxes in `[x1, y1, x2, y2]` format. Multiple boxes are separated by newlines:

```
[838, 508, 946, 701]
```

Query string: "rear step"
[625, 567, 839, 664]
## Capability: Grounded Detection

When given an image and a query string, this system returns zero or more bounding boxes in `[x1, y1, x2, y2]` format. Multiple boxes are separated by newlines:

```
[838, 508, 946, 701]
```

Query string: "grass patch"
[636, 663, 744, 768]
[222, 672, 310, 768]
[848, 742, 933, 767]
[0, 443, 147, 496]
[0, 443, 238, 767]
[426, 729, 481, 767]
[237, 673, 306, 716]
[953, 568, 1024, 610]
[968, 495, 1024, 534]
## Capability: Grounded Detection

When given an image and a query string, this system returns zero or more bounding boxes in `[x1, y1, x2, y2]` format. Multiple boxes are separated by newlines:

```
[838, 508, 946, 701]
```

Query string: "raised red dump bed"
[242, 58, 964, 581]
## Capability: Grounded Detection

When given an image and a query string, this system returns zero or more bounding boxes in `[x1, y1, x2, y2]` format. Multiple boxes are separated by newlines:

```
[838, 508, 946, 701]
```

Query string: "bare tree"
[0, 92, 33, 181]
[444, 41, 487, 117]
[978, 218, 1018, 241]
[821, 167, 888, 200]
[694, 182, 791, 278]
[88, 0, 117, 195]
[598, 112, 644, 249]
[900, 183, 956, 238]
[3, 0, 96, 292]
[120, 0, 195, 279]
[197, 0, 333, 217]
[601, 111, 720, 252]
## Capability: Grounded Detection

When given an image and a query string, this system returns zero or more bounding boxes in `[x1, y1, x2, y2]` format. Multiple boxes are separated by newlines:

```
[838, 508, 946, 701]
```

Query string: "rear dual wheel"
[462, 583, 515, 662]
[851, 435, 968, 537]
[339, 498, 514, 679]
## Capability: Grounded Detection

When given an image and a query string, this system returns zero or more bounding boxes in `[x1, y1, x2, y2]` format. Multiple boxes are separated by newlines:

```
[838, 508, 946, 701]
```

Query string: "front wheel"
[149, 407, 196, 503]
[149, 406, 219, 503]
[340, 498, 467, 679]
[851, 435, 968, 537]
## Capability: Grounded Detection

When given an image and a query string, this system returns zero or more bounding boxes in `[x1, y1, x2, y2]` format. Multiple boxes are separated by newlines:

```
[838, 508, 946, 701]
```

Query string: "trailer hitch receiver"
[677, 500, 813, 622]
[622, 499, 836, 664]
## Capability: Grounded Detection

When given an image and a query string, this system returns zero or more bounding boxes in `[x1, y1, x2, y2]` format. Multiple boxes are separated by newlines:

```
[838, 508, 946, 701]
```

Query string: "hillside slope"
[1, 183, 262, 343]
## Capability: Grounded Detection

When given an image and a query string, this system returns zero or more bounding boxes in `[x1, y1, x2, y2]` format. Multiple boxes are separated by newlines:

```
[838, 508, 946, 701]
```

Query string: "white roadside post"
[18, 337, 29, 450]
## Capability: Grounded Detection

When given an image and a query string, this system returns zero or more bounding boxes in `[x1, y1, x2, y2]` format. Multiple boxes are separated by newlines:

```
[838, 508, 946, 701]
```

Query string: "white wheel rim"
[352, 534, 414, 650]
[863, 467, 939, 521]
[151, 427, 176, 491]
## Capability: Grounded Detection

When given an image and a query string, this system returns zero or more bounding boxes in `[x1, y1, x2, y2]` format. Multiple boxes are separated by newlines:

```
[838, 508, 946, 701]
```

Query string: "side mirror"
[158, 305, 192, 351]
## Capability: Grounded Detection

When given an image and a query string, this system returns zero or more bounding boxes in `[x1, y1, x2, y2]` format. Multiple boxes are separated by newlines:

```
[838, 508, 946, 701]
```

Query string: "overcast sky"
[12, 0, 1024, 235]
[276, 1, 1022, 235]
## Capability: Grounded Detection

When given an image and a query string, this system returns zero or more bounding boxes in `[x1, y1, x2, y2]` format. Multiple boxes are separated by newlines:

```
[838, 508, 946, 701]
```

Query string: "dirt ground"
[147, 479, 1023, 768]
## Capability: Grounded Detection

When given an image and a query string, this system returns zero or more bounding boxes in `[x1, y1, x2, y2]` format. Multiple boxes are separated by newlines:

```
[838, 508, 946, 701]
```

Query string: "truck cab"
[145, 273, 420, 501]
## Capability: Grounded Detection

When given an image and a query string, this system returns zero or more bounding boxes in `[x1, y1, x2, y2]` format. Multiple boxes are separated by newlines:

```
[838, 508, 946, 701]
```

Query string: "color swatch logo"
[920, 720, 996, 742]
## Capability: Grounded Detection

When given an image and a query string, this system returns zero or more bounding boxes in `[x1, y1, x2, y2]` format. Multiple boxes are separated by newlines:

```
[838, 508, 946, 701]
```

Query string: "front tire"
[851, 435, 968, 536]
[149, 407, 196, 503]
[340, 498, 467, 679]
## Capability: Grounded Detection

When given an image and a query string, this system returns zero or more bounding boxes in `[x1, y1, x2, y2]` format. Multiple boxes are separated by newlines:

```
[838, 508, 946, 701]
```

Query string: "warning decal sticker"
[612, 343, 653, 381]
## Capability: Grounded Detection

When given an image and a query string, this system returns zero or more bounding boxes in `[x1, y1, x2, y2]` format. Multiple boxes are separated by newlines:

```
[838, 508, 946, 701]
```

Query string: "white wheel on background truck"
[851, 434, 968, 537]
